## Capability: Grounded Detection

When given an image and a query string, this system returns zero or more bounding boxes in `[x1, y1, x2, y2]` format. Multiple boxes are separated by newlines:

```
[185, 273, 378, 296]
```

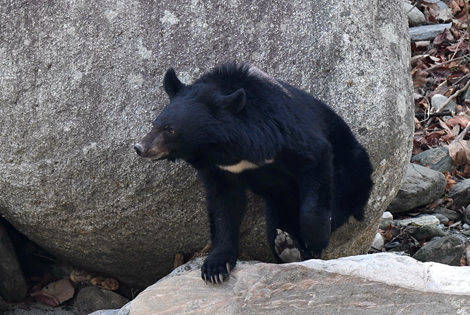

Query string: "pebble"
[395, 215, 440, 227]
[433, 207, 462, 221]
[403, 2, 426, 26]
[431, 94, 457, 113]
[379, 211, 393, 230]
[371, 233, 384, 250]
[74, 286, 129, 315]
[463, 223, 470, 230]
[433, 213, 449, 225]
[405, 225, 447, 242]
[463, 205, 470, 224]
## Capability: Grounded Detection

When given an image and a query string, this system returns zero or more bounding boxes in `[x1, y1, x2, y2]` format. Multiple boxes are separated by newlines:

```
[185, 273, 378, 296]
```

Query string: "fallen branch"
[426, 55, 469, 72]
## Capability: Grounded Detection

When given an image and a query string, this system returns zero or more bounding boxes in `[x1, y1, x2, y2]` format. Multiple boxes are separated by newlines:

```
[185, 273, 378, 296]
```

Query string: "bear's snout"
[134, 143, 145, 156]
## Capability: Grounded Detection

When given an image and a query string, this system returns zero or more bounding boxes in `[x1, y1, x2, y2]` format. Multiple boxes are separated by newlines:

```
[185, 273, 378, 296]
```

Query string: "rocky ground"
[371, 0, 470, 267]
[2, 1, 470, 314]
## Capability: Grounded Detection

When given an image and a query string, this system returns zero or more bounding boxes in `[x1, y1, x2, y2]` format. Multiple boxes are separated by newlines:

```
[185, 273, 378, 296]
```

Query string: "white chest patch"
[217, 159, 274, 174]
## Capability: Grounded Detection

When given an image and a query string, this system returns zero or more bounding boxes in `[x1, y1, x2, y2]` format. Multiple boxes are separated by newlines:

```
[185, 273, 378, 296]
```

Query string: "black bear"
[135, 63, 373, 284]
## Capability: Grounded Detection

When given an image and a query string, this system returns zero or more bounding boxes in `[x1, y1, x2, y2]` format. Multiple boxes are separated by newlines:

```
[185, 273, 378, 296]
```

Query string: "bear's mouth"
[149, 151, 169, 161]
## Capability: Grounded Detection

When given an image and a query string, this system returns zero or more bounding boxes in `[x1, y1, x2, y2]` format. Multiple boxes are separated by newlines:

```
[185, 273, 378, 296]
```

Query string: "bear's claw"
[201, 253, 235, 284]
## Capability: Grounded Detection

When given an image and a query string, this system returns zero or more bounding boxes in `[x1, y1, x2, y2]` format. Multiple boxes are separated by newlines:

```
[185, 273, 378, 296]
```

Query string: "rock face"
[0, 0, 413, 286]
[106, 254, 470, 315]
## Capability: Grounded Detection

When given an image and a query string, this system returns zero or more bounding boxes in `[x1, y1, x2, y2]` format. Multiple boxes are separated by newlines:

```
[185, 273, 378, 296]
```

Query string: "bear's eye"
[163, 125, 176, 135]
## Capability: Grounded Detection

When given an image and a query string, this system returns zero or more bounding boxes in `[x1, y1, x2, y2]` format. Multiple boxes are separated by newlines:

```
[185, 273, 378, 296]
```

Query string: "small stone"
[433, 213, 449, 225]
[371, 233, 384, 250]
[463, 205, 470, 224]
[431, 94, 457, 113]
[403, 2, 426, 26]
[405, 225, 447, 242]
[75, 286, 129, 315]
[411, 147, 454, 173]
[379, 211, 393, 230]
[463, 223, 470, 230]
[395, 215, 440, 227]
[448, 179, 470, 209]
[413, 235, 465, 265]
[388, 164, 446, 214]
[409, 23, 452, 42]
[434, 207, 462, 221]
[384, 241, 401, 250]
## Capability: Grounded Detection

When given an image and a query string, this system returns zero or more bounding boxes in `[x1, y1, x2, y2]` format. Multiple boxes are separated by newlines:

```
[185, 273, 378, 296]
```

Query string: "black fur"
[135, 63, 373, 284]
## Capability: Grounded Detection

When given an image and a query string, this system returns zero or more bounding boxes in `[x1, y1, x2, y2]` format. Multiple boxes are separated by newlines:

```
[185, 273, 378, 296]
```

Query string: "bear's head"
[134, 68, 246, 163]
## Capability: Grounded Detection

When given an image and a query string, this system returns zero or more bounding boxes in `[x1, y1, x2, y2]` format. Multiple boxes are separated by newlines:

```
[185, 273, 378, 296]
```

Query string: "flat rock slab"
[409, 23, 452, 41]
[106, 253, 470, 315]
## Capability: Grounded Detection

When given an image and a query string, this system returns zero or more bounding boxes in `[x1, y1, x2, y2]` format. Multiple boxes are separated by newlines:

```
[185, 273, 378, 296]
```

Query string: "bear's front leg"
[199, 170, 246, 284]
[297, 152, 333, 258]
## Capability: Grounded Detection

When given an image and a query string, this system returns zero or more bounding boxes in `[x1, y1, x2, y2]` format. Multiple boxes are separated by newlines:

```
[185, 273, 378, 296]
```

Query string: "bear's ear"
[163, 68, 184, 98]
[220, 88, 246, 113]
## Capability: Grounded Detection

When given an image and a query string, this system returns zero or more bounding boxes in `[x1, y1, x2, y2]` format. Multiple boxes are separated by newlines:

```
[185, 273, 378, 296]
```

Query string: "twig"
[450, 36, 465, 61]
[426, 55, 469, 72]
[454, 72, 470, 85]
[407, 0, 419, 14]
[434, 79, 470, 113]
[415, 110, 452, 120]
[454, 121, 470, 142]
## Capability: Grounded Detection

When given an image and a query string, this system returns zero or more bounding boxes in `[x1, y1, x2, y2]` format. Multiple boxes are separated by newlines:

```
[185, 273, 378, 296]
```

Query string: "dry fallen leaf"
[448, 140, 470, 166]
[31, 278, 75, 307]
[447, 115, 470, 128]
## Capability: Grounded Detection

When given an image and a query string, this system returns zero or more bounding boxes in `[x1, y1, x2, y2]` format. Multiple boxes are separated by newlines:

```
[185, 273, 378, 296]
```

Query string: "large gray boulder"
[0, 0, 413, 287]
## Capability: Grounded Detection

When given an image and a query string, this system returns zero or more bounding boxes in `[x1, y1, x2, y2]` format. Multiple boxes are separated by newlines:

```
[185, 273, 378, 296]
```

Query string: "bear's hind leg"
[265, 196, 307, 262]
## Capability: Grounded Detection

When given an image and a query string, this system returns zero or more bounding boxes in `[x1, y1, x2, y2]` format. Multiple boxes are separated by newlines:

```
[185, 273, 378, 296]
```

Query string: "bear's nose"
[134, 143, 145, 156]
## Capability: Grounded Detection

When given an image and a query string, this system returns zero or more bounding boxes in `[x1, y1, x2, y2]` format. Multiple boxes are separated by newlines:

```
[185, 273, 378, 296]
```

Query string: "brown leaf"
[31, 279, 75, 307]
[448, 140, 470, 166]
[464, 164, 470, 176]
[433, 28, 455, 45]
[449, 0, 463, 14]
[447, 115, 470, 128]
[425, 130, 447, 147]
[412, 67, 430, 88]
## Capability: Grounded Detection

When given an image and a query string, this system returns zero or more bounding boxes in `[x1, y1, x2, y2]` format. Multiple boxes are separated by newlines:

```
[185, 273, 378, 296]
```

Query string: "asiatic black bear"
[135, 63, 373, 284]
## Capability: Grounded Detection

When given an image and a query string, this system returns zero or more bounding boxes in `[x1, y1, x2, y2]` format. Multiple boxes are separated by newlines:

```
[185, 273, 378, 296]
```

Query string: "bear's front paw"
[201, 252, 236, 284]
